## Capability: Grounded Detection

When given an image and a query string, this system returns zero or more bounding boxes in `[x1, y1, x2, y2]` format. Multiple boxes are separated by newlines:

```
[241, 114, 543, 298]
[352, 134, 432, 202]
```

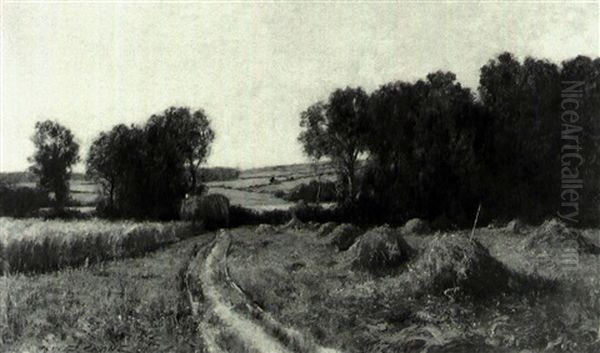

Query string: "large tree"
[29, 120, 80, 210]
[298, 87, 369, 202]
[363, 72, 489, 224]
[479, 52, 562, 221]
[560, 56, 600, 225]
[86, 107, 215, 219]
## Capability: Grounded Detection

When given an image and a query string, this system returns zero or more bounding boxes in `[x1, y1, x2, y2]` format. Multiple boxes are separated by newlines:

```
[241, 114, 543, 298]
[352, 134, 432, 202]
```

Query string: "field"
[2, 163, 599, 353]
[1, 232, 214, 352]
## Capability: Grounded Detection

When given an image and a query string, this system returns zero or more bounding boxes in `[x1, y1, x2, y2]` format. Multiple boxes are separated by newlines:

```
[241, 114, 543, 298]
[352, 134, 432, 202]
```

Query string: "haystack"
[505, 219, 523, 234]
[522, 218, 599, 254]
[317, 222, 338, 237]
[179, 194, 230, 230]
[256, 223, 277, 235]
[410, 234, 511, 298]
[282, 216, 304, 230]
[330, 223, 364, 251]
[351, 225, 413, 273]
[403, 218, 430, 235]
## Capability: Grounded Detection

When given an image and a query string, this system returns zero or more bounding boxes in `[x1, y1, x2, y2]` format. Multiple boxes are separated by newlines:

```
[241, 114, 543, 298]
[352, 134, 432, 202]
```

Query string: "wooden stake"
[470, 203, 482, 241]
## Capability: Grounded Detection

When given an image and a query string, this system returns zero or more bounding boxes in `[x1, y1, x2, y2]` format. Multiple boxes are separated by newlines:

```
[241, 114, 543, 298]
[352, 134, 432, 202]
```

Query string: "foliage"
[300, 53, 600, 227]
[28, 120, 80, 210]
[298, 88, 370, 202]
[0, 184, 50, 217]
[87, 106, 215, 220]
[197, 167, 241, 182]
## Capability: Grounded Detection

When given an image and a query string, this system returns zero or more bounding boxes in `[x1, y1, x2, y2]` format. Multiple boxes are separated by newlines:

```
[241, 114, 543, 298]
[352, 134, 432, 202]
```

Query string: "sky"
[1, 1, 598, 172]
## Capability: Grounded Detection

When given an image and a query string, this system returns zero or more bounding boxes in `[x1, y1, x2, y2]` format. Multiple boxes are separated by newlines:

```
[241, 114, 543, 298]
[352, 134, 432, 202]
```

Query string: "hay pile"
[330, 223, 364, 251]
[522, 218, 599, 254]
[410, 234, 511, 298]
[351, 225, 413, 273]
[402, 218, 430, 235]
[282, 216, 305, 230]
[255, 224, 277, 235]
[317, 222, 338, 237]
[179, 194, 230, 230]
[505, 219, 523, 234]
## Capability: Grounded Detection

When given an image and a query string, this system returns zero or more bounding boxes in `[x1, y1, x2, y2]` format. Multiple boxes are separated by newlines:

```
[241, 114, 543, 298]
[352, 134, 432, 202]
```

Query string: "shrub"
[229, 205, 291, 227]
[0, 185, 50, 217]
[197, 167, 240, 182]
[284, 180, 337, 203]
[351, 225, 413, 274]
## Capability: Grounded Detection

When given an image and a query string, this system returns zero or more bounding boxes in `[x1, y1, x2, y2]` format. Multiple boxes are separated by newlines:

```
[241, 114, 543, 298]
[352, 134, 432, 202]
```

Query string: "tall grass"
[0, 218, 199, 274]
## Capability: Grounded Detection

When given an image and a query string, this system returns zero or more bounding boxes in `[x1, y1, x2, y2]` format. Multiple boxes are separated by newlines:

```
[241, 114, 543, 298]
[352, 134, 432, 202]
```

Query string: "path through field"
[195, 230, 341, 353]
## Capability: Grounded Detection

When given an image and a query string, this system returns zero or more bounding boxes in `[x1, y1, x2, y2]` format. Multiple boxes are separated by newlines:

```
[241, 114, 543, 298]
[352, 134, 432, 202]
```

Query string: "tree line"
[21, 51, 598, 226]
[298, 53, 599, 226]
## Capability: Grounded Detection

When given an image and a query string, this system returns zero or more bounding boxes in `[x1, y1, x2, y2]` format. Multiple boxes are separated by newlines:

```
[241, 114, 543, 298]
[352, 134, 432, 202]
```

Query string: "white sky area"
[1, 2, 598, 172]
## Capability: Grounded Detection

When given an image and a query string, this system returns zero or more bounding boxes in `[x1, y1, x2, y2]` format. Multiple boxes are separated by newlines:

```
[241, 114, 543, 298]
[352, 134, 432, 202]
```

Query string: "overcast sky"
[1, 1, 598, 172]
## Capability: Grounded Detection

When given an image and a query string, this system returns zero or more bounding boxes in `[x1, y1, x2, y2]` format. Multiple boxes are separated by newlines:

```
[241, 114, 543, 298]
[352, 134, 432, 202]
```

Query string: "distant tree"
[298, 87, 369, 202]
[28, 120, 80, 210]
[86, 124, 147, 216]
[161, 107, 215, 193]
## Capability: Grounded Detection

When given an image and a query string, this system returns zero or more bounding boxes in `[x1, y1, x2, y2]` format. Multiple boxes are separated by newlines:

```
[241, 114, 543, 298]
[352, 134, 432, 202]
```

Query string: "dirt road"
[190, 230, 341, 353]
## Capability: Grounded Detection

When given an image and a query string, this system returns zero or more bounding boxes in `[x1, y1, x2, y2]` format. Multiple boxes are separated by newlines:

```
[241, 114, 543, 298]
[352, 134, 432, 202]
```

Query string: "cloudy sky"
[1, 1, 598, 172]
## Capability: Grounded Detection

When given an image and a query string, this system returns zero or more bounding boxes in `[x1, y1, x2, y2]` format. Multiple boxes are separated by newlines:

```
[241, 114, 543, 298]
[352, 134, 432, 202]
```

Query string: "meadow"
[1, 232, 215, 352]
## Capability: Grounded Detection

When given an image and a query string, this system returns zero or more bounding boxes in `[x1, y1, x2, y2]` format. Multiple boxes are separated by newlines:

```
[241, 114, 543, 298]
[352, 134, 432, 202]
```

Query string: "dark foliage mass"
[28, 120, 80, 211]
[299, 53, 600, 227]
[0, 184, 50, 217]
[87, 106, 215, 220]
[197, 167, 241, 182]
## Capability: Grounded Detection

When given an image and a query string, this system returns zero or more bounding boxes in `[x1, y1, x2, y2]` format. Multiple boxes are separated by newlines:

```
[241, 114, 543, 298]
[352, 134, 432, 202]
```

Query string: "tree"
[161, 107, 215, 193]
[86, 107, 215, 220]
[479, 52, 562, 221]
[298, 87, 369, 202]
[560, 56, 600, 225]
[29, 120, 80, 210]
[363, 72, 489, 224]
[86, 124, 147, 216]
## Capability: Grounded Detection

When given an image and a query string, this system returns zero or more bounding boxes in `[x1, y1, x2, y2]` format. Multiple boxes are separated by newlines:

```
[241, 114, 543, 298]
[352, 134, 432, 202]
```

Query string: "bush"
[229, 205, 291, 227]
[0, 185, 50, 217]
[284, 180, 337, 203]
[197, 167, 240, 182]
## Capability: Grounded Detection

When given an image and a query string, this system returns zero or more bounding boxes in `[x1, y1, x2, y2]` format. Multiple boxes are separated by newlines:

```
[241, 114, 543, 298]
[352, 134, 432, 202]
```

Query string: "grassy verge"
[0, 217, 200, 274]
[0, 233, 215, 352]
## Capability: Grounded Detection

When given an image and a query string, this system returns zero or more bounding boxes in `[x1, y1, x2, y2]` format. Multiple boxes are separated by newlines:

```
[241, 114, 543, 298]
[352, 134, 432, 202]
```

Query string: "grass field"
[0, 218, 199, 274]
[1, 233, 215, 352]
